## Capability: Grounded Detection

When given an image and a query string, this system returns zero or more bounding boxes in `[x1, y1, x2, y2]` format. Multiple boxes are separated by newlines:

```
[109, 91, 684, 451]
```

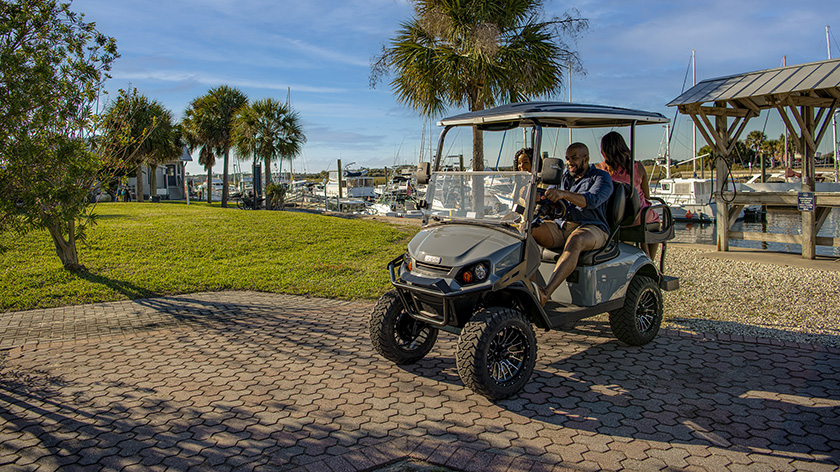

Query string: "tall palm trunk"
[471, 101, 485, 216]
[264, 156, 272, 191]
[221, 146, 231, 207]
[207, 168, 213, 203]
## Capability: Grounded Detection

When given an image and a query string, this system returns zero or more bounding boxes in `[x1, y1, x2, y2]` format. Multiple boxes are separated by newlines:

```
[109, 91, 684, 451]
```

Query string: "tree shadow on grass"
[73, 270, 159, 300]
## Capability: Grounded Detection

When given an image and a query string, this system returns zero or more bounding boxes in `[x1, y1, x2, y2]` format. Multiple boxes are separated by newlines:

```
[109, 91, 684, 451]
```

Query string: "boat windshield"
[423, 171, 532, 229]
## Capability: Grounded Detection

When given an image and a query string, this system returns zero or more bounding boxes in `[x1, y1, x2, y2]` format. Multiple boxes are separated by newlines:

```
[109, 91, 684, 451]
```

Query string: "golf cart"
[369, 102, 679, 400]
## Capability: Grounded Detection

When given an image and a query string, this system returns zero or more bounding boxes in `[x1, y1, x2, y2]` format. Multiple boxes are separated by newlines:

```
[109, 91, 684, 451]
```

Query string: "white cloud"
[112, 70, 347, 94]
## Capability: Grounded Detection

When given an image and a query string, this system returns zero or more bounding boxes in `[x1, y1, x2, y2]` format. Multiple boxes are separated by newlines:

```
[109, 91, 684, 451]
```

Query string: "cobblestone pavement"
[1, 291, 838, 471]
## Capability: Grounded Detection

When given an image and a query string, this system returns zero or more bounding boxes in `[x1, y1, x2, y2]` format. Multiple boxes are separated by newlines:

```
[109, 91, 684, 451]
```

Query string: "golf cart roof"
[438, 101, 669, 129]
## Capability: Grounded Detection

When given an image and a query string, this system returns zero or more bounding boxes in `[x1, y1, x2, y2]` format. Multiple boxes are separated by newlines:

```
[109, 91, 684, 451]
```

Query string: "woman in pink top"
[598, 131, 660, 260]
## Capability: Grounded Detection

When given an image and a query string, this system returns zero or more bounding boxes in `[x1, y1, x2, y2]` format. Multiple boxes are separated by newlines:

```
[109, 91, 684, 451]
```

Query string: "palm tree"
[745, 130, 766, 168]
[232, 98, 306, 193]
[198, 147, 217, 202]
[182, 86, 248, 207]
[371, 0, 587, 171]
[102, 90, 181, 202]
[182, 96, 220, 203]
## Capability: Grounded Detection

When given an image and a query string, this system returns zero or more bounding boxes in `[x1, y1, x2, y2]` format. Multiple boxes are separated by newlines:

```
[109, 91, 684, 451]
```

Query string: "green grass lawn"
[0, 202, 418, 312]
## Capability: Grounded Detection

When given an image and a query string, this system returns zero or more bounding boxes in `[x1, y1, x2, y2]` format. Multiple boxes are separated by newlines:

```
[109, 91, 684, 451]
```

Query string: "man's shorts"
[543, 221, 609, 251]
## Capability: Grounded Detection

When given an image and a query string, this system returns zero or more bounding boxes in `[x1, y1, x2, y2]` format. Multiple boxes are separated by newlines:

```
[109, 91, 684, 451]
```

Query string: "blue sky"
[71, 0, 840, 175]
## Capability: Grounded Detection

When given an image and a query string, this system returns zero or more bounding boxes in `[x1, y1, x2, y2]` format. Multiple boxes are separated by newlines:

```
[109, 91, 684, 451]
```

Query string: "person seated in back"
[512, 147, 533, 205]
[531, 142, 613, 306]
[597, 131, 660, 260]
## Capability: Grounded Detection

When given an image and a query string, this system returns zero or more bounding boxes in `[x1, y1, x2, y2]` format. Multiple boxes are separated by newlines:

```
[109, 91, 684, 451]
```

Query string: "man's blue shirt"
[549, 164, 613, 234]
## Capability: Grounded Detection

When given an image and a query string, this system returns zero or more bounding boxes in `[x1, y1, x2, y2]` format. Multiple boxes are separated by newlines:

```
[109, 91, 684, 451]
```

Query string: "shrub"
[265, 183, 287, 210]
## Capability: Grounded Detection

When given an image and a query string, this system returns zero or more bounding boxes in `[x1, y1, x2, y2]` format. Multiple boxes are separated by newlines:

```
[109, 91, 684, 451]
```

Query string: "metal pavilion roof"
[439, 101, 669, 129]
[668, 58, 840, 109]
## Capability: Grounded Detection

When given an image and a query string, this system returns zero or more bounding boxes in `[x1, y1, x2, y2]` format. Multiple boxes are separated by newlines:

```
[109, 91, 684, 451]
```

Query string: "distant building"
[125, 147, 192, 200]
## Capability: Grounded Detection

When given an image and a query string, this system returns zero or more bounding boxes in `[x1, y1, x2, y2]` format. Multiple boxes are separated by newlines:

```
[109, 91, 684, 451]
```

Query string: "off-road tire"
[609, 275, 663, 346]
[369, 289, 438, 364]
[456, 307, 537, 401]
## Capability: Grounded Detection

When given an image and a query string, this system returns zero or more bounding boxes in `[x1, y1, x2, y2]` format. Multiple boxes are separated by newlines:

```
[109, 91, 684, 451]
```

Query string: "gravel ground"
[659, 244, 840, 348]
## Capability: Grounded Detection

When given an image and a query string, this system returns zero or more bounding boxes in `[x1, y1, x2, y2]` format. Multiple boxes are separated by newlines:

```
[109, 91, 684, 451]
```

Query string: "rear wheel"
[369, 289, 438, 364]
[609, 275, 663, 346]
[456, 307, 536, 401]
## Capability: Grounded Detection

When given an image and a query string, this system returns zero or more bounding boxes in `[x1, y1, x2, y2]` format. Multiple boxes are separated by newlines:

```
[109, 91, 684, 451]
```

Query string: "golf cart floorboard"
[543, 298, 623, 329]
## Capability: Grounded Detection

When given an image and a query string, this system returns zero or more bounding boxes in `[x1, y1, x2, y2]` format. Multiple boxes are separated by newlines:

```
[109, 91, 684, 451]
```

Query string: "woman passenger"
[598, 131, 660, 260]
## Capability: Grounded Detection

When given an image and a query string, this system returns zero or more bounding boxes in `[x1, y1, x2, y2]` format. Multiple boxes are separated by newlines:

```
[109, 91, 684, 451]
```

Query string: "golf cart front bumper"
[387, 255, 487, 329]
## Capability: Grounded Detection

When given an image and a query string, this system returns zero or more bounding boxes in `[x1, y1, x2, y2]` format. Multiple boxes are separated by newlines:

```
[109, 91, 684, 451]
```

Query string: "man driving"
[531, 142, 613, 306]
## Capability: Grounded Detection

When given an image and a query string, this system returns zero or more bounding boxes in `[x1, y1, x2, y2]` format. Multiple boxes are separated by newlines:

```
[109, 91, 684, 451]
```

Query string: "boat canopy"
[438, 101, 669, 129]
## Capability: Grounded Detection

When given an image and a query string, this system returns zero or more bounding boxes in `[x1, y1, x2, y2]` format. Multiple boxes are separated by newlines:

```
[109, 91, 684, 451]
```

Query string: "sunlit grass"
[0, 202, 417, 311]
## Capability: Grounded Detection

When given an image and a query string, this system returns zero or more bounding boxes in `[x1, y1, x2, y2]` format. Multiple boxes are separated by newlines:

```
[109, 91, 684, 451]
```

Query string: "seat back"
[576, 182, 638, 266]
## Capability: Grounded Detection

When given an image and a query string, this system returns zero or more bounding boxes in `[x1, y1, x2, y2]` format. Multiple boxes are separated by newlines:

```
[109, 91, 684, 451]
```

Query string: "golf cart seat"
[618, 197, 675, 244]
[540, 182, 640, 266]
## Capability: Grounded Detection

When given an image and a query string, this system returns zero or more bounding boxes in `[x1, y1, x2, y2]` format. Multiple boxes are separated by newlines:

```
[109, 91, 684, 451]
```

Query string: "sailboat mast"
[783, 56, 789, 169]
[288, 88, 293, 182]
[692, 50, 697, 177]
[829, 26, 839, 182]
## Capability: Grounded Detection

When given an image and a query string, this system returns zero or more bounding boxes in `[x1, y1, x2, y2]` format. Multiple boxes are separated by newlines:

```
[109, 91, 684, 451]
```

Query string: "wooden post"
[760, 150, 766, 183]
[337, 159, 343, 199]
[715, 105, 730, 251]
[802, 106, 817, 259]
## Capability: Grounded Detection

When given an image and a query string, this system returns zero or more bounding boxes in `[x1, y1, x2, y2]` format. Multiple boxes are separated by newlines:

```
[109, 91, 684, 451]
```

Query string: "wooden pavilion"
[668, 58, 840, 259]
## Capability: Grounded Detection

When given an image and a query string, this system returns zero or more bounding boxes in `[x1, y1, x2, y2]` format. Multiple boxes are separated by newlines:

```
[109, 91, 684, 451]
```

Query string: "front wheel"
[369, 290, 438, 364]
[456, 307, 537, 401]
[609, 275, 663, 346]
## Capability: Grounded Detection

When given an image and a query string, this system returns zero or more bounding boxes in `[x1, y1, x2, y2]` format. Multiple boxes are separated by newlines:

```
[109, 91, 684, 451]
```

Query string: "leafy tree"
[182, 86, 247, 207]
[232, 98, 306, 193]
[0, 0, 118, 271]
[760, 139, 777, 168]
[101, 89, 181, 201]
[698, 144, 715, 172]
[745, 130, 766, 153]
[371, 0, 587, 172]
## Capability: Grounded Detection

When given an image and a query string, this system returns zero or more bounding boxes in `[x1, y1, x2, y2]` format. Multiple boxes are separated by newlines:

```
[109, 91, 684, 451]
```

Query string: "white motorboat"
[325, 166, 376, 199]
[652, 177, 718, 222]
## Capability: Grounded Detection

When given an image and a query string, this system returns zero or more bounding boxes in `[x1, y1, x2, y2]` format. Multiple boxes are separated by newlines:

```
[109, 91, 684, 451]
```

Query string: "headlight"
[403, 253, 413, 272]
[474, 263, 488, 281]
[456, 262, 489, 286]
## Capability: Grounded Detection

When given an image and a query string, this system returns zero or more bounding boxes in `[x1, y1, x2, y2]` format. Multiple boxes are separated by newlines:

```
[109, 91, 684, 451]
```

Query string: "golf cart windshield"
[423, 171, 532, 229]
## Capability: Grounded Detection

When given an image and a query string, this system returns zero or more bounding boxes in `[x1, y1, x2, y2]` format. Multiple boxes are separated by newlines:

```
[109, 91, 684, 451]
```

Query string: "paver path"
[1, 291, 838, 471]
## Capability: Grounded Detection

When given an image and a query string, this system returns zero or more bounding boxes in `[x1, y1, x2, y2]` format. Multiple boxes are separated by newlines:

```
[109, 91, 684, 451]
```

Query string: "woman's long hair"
[515, 147, 533, 171]
[600, 131, 632, 173]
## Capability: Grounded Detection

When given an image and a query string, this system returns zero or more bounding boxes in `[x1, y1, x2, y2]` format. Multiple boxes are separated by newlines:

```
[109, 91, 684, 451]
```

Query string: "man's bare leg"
[538, 230, 598, 306]
[531, 223, 554, 248]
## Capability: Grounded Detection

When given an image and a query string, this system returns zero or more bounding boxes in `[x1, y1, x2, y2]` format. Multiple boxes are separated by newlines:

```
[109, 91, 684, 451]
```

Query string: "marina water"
[672, 208, 840, 257]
